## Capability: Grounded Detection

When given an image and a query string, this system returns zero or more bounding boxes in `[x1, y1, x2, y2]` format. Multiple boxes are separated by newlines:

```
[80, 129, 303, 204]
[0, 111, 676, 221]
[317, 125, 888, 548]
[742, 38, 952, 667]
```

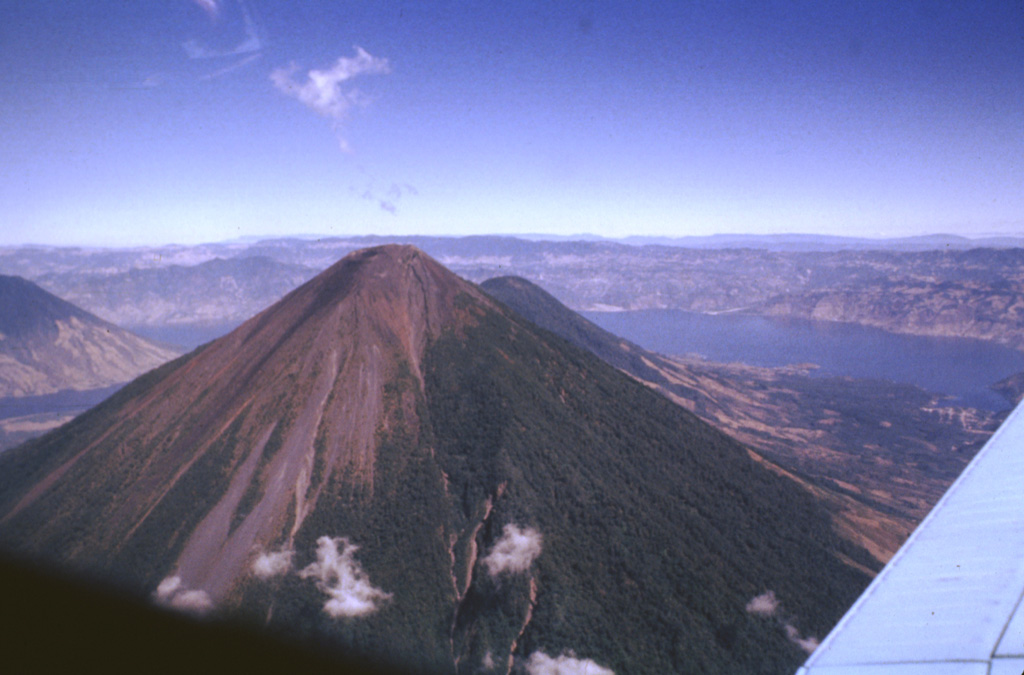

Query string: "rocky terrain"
[0, 246, 871, 674]
[993, 371, 1024, 406]
[0, 275, 180, 397]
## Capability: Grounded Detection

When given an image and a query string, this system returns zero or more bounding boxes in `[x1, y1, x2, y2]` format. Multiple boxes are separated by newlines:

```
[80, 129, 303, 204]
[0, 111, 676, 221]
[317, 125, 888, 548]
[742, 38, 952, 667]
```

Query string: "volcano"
[0, 274, 180, 397]
[0, 246, 870, 674]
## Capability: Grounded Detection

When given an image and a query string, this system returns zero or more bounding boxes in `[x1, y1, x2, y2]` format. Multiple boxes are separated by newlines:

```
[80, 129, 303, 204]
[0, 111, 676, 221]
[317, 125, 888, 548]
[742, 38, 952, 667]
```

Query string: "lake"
[0, 385, 122, 421]
[583, 310, 1024, 411]
[129, 322, 242, 350]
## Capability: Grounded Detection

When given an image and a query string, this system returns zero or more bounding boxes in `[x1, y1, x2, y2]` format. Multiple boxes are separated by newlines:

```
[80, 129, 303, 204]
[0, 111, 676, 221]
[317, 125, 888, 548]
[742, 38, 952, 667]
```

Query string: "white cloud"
[352, 178, 419, 215]
[299, 536, 391, 618]
[192, 0, 220, 21]
[745, 590, 779, 616]
[155, 575, 182, 601]
[154, 575, 213, 615]
[252, 548, 294, 579]
[170, 589, 214, 614]
[525, 651, 614, 675]
[270, 47, 391, 152]
[184, 0, 262, 58]
[746, 590, 819, 654]
[198, 52, 263, 81]
[785, 623, 820, 654]
[482, 524, 543, 577]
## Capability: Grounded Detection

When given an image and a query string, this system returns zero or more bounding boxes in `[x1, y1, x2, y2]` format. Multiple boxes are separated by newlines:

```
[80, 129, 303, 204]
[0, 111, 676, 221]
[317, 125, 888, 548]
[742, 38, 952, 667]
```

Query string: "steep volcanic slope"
[0, 275, 180, 397]
[0, 246, 870, 674]
[481, 276, 998, 564]
[480, 276, 674, 384]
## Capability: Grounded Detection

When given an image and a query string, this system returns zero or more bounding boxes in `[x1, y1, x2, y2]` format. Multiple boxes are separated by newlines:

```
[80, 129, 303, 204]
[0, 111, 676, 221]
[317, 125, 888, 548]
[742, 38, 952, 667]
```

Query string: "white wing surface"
[797, 400, 1024, 674]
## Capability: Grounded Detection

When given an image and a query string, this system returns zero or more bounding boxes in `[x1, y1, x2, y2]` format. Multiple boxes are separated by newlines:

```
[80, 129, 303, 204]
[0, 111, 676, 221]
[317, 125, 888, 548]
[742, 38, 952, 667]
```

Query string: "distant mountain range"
[0, 275, 180, 397]
[0, 246, 871, 674]
[28, 256, 318, 340]
[609, 233, 1024, 251]
[4, 236, 1022, 352]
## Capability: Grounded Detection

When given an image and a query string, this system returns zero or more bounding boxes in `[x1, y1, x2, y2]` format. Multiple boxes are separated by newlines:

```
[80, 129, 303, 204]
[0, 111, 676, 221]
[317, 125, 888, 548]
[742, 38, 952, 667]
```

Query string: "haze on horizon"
[2, 1, 1021, 247]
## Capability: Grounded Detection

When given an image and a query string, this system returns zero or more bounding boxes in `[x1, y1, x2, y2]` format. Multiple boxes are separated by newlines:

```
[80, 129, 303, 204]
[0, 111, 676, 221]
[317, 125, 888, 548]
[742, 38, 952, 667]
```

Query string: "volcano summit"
[0, 245, 870, 673]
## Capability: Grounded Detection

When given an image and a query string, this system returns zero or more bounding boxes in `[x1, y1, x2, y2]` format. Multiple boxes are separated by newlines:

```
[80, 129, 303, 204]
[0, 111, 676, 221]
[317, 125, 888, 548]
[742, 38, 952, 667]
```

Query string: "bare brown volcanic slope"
[0, 275, 180, 397]
[0, 246, 872, 674]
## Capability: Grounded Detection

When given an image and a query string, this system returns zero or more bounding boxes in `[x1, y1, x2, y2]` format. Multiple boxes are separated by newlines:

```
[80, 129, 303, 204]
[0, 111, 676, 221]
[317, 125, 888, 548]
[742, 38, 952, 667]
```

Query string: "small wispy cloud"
[252, 548, 294, 579]
[745, 590, 819, 654]
[785, 624, 820, 654]
[154, 575, 213, 615]
[184, 0, 262, 58]
[155, 575, 183, 601]
[174, 0, 264, 83]
[525, 651, 615, 675]
[270, 47, 391, 152]
[354, 181, 419, 215]
[745, 590, 780, 616]
[170, 589, 214, 613]
[199, 52, 263, 81]
[183, 32, 261, 60]
[482, 524, 543, 577]
[299, 536, 391, 618]
[192, 0, 220, 21]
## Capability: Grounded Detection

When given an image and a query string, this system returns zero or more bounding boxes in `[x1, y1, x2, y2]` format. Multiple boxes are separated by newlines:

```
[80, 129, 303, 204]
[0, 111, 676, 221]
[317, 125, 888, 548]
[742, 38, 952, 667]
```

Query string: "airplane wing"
[797, 400, 1024, 675]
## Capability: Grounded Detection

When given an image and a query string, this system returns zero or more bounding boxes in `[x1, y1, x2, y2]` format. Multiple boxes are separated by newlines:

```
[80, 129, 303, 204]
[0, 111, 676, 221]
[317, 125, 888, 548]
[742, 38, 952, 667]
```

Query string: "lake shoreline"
[584, 309, 1024, 411]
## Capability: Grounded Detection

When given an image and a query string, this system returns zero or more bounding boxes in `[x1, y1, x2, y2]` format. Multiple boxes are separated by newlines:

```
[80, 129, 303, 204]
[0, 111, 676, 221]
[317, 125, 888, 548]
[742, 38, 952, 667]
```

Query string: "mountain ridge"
[0, 274, 180, 397]
[0, 245, 870, 673]
[9, 238, 1024, 352]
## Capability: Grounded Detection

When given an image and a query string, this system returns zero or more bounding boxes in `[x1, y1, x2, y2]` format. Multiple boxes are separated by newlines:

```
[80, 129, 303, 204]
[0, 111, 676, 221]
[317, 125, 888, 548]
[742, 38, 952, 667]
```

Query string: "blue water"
[128, 322, 241, 350]
[583, 310, 1024, 411]
[0, 385, 121, 421]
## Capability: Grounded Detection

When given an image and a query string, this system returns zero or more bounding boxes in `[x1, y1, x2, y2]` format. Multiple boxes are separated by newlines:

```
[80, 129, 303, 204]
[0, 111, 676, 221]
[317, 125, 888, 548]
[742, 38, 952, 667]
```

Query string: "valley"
[0, 239, 1019, 673]
[0, 275, 182, 451]
[6, 2, 1018, 670]
[1, 238, 1016, 557]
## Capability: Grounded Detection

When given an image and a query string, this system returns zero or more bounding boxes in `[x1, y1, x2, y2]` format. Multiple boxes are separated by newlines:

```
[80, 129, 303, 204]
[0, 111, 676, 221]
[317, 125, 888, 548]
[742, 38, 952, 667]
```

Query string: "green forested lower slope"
[236, 302, 871, 674]
[423, 307, 870, 673]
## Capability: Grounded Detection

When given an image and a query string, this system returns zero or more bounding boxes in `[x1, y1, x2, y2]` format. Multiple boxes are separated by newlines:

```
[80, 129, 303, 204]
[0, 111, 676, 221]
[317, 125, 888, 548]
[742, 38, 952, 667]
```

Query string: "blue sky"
[1, 1, 1021, 246]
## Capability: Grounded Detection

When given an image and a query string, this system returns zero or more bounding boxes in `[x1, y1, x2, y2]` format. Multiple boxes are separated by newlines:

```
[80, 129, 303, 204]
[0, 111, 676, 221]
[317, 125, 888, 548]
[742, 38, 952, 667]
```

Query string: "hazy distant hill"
[0, 275, 180, 397]
[0, 246, 870, 674]
[33, 256, 319, 343]
[5, 237, 1023, 352]
[614, 233, 1024, 251]
[481, 276, 1001, 564]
